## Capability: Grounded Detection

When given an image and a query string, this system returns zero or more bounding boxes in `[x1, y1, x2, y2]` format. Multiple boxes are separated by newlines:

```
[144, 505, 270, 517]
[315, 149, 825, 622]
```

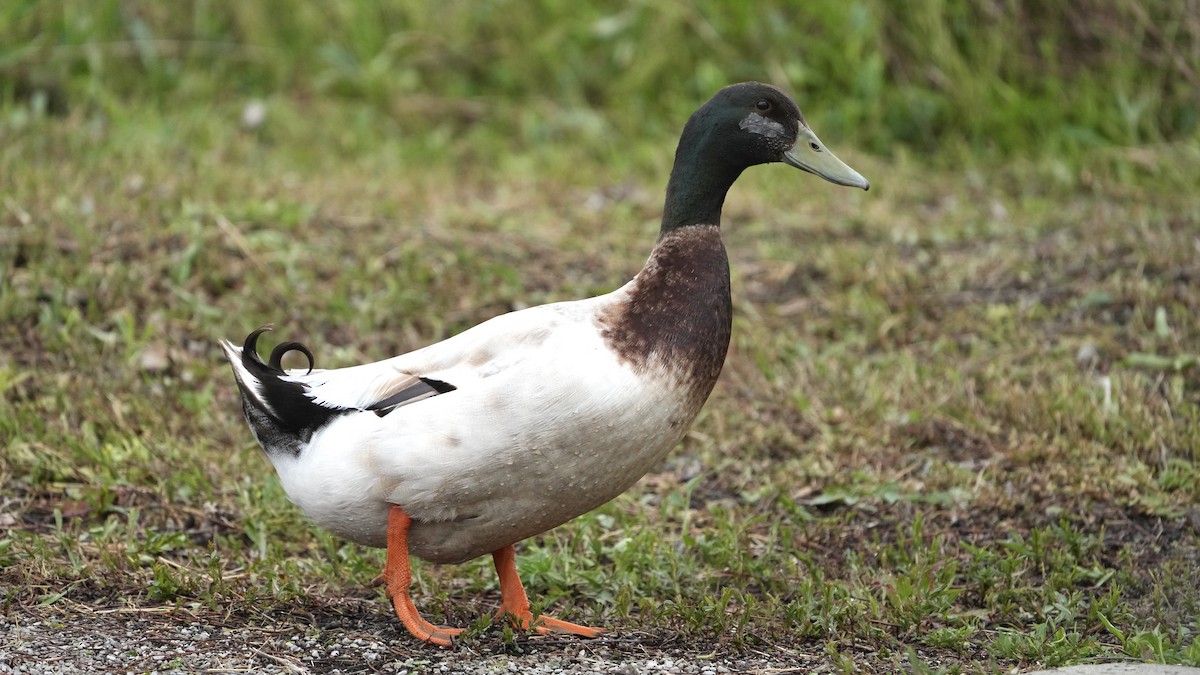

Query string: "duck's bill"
[782, 126, 870, 190]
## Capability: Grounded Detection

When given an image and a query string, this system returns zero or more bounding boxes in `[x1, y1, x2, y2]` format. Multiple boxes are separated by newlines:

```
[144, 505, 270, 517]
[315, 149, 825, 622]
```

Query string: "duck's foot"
[380, 505, 464, 647]
[491, 545, 606, 638]
[393, 593, 465, 647]
[495, 608, 606, 638]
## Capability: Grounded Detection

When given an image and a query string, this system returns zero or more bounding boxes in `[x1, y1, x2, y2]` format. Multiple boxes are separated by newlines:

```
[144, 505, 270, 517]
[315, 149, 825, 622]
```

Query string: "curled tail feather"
[220, 325, 346, 456]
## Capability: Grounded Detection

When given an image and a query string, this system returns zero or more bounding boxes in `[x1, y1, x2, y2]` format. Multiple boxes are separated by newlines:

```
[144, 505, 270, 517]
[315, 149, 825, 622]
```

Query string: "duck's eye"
[755, 99, 771, 111]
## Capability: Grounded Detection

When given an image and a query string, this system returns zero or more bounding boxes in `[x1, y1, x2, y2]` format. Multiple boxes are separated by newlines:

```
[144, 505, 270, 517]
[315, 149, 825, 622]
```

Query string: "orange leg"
[378, 505, 464, 647]
[491, 544, 605, 638]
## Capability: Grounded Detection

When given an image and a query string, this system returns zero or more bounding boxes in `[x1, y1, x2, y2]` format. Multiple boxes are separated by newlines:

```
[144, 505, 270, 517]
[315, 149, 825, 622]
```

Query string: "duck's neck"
[659, 130, 745, 235]
[599, 225, 732, 407]
[597, 127, 740, 399]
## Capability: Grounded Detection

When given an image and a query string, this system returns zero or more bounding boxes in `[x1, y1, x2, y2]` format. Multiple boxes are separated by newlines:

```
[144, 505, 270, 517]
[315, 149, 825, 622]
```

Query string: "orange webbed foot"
[495, 608, 606, 638]
[491, 545, 606, 639]
[393, 593, 465, 647]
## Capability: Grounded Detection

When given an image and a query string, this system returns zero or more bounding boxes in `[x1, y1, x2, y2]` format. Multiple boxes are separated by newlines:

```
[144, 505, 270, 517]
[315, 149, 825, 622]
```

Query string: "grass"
[3, 1, 1198, 157]
[2, 2, 1200, 673]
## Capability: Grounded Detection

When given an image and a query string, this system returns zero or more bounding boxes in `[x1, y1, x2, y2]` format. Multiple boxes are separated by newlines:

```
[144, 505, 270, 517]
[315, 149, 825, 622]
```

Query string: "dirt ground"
[2, 604, 860, 674]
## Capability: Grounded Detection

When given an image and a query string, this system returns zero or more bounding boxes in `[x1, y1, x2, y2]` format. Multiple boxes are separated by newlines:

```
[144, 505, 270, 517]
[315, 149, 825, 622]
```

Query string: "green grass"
[2, 3, 1200, 673]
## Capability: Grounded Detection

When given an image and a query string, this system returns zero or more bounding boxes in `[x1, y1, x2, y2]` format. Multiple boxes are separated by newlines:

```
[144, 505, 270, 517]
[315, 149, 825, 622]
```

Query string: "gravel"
[0, 613, 827, 674]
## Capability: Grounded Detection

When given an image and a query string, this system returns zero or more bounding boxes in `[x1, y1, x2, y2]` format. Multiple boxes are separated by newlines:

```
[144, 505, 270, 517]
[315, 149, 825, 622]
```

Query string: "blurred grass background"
[3, 0, 1198, 160]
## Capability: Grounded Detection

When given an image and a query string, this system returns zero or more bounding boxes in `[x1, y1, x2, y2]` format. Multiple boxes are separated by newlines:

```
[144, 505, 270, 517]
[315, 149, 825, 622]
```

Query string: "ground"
[1, 98, 1198, 673]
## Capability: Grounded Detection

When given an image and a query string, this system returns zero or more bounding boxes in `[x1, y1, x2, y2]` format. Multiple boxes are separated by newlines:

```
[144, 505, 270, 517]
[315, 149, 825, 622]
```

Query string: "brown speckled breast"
[597, 224, 732, 406]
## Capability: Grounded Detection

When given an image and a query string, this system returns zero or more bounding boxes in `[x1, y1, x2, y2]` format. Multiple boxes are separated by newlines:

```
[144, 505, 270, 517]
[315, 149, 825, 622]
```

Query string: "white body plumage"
[221, 279, 700, 564]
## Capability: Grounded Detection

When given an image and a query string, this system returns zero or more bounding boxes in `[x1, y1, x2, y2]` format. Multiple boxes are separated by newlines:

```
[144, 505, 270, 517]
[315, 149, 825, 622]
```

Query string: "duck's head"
[688, 81, 869, 191]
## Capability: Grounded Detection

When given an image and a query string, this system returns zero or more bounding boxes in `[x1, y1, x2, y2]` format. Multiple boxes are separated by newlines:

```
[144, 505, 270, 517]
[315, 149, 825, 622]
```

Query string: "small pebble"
[1076, 341, 1102, 367]
[242, 100, 267, 129]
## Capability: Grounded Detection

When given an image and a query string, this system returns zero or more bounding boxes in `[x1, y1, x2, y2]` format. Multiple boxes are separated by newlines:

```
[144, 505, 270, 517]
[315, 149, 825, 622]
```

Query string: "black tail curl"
[244, 324, 316, 375]
[235, 325, 345, 446]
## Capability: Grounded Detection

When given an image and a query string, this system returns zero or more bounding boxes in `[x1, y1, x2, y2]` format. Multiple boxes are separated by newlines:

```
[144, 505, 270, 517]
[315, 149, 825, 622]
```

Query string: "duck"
[220, 81, 868, 647]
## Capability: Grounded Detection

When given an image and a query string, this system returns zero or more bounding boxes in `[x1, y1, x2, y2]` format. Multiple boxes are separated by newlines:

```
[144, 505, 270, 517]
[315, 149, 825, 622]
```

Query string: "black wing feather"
[367, 377, 456, 417]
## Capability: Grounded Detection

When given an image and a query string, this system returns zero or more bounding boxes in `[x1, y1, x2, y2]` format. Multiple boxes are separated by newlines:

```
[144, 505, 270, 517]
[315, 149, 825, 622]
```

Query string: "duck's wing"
[276, 299, 593, 415]
[221, 299, 599, 464]
[283, 356, 457, 415]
